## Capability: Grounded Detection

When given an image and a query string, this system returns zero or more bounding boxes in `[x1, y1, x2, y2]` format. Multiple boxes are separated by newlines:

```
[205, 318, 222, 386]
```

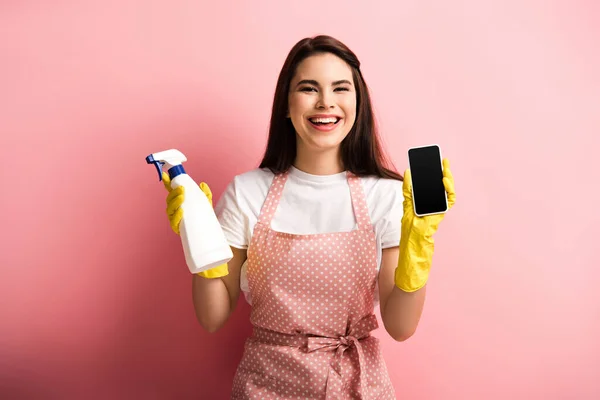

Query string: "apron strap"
[346, 172, 373, 232]
[256, 170, 289, 227]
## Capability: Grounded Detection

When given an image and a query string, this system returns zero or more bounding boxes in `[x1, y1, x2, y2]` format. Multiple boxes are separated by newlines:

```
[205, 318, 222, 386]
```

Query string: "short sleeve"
[214, 178, 249, 249]
[380, 180, 404, 249]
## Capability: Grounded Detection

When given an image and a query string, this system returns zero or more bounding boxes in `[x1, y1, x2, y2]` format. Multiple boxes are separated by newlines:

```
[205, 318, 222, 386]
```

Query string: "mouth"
[307, 116, 342, 130]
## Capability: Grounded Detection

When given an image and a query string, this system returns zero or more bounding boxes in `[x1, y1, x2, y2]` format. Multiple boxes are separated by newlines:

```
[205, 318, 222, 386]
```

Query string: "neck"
[294, 143, 344, 175]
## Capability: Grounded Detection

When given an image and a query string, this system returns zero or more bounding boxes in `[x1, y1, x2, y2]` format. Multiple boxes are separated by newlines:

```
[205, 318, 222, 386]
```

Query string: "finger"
[199, 182, 213, 207]
[402, 169, 412, 200]
[442, 158, 454, 182]
[443, 176, 456, 208]
[441, 158, 455, 206]
[170, 210, 182, 234]
[166, 192, 184, 217]
[401, 169, 414, 215]
[166, 186, 184, 206]
[162, 172, 172, 192]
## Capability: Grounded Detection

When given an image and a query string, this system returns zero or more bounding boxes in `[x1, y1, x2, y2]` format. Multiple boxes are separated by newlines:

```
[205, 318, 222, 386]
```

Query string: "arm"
[379, 247, 426, 341]
[379, 158, 456, 341]
[162, 172, 249, 333]
[191, 247, 247, 333]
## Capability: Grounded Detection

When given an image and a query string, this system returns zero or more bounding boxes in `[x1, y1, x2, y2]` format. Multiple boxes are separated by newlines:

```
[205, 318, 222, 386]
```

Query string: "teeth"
[310, 117, 338, 124]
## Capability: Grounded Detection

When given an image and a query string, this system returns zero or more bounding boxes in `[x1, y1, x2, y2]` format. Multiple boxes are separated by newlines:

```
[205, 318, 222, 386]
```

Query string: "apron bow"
[305, 314, 379, 399]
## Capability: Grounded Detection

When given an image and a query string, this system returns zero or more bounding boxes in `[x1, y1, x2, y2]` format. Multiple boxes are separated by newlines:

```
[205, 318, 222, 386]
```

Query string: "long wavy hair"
[258, 35, 402, 181]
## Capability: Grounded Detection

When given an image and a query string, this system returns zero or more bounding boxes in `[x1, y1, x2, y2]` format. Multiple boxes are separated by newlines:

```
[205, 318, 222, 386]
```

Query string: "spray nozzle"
[146, 149, 187, 181]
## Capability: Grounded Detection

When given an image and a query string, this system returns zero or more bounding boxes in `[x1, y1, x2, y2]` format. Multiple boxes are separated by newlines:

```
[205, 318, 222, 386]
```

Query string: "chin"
[302, 134, 347, 152]
[300, 126, 350, 151]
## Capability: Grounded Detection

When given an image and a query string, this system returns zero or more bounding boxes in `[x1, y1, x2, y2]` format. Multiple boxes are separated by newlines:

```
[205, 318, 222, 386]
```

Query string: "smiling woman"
[161, 34, 456, 399]
[261, 36, 402, 179]
[287, 53, 357, 171]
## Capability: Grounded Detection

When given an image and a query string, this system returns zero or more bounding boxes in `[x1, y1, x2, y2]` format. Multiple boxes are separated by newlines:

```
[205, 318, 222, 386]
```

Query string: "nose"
[316, 91, 334, 109]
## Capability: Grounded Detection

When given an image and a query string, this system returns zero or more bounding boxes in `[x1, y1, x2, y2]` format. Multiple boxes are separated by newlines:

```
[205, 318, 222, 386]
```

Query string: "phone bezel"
[407, 144, 448, 217]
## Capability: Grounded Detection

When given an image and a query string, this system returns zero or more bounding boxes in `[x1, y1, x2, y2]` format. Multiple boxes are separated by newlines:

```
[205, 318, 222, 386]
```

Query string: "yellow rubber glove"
[394, 158, 456, 292]
[162, 171, 229, 279]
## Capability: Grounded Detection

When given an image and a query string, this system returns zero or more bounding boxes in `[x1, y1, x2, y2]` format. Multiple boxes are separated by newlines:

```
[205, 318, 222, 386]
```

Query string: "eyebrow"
[295, 79, 353, 87]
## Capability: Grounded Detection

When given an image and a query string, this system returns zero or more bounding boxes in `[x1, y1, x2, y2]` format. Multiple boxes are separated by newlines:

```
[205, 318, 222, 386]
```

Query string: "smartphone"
[407, 144, 448, 217]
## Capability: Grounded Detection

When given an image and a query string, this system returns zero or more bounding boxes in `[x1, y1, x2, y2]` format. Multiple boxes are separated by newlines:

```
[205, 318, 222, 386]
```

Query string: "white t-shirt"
[214, 165, 404, 305]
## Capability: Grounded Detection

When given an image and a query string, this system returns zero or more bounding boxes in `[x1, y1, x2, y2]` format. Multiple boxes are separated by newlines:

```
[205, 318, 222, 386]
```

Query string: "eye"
[300, 86, 317, 92]
[334, 87, 350, 92]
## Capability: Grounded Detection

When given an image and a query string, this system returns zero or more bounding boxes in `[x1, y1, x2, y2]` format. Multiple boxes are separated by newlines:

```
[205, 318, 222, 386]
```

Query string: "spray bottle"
[146, 149, 233, 274]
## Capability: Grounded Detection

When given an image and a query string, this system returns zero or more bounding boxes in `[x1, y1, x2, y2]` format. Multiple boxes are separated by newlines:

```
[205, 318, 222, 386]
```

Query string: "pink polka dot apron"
[231, 170, 396, 399]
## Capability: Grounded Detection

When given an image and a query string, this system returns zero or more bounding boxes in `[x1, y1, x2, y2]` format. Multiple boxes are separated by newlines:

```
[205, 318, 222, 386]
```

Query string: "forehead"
[292, 53, 353, 83]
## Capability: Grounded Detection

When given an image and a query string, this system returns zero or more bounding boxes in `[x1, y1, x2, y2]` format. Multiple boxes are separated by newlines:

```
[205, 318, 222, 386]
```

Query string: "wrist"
[197, 263, 229, 279]
[401, 216, 437, 243]
[395, 232, 435, 292]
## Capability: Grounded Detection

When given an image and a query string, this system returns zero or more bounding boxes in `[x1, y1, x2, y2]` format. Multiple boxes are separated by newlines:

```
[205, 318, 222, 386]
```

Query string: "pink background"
[1, 1, 599, 398]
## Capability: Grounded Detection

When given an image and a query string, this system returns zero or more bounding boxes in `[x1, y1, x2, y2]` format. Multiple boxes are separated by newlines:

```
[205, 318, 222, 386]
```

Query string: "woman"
[163, 35, 456, 399]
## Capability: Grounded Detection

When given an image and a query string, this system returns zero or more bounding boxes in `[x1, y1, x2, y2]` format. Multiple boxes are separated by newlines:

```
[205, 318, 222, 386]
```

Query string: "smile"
[308, 116, 342, 132]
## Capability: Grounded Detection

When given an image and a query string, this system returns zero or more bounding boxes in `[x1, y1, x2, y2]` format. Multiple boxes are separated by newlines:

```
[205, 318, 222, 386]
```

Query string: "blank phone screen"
[408, 145, 447, 216]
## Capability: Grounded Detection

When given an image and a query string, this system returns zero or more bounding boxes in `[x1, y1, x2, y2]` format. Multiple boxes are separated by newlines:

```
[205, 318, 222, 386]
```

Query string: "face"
[287, 52, 357, 153]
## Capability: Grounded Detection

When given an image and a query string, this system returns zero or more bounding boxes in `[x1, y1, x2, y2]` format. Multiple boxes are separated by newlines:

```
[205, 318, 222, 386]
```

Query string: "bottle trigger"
[155, 161, 165, 181]
[145, 155, 165, 181]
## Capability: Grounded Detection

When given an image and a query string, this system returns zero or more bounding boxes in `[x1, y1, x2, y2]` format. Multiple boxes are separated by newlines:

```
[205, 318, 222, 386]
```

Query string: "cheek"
[342, 98, 357, 121]
[288, 96, 308, 131]
[288, 94, 312, 115]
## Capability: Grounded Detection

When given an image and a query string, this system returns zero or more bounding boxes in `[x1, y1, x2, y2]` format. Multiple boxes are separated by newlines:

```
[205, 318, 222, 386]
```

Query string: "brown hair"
[258, 35, 402, 181]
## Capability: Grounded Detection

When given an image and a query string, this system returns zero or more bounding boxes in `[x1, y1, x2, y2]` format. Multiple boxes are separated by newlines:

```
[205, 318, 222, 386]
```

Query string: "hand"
[163, 171, 214, 235]
[162, 171, 229, 279]
[394, 158, 456, 292]
[401, 158, 456, 236]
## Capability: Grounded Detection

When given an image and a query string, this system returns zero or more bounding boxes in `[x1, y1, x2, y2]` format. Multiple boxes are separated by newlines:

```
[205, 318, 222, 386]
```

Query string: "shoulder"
[360, 175, 404, 247]
[233, 167, 275, 186]
[229, 168, 274, 196]
[360, 175, 404, 206]
[218, 167, 275, 209]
